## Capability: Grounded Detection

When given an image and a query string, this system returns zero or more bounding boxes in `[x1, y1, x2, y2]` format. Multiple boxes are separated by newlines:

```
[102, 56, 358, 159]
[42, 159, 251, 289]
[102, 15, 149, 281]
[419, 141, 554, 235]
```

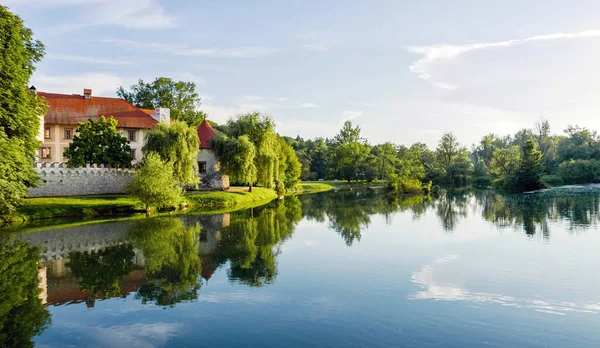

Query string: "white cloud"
[31, 72, 124, 96]
[36, 0, 177, 32]
[301, 102, 320, 108]
[341, 110, 363, 122]
[47, 53, 134, 65]
[407, 29, 600, 89]
[102, 39, 280, 58]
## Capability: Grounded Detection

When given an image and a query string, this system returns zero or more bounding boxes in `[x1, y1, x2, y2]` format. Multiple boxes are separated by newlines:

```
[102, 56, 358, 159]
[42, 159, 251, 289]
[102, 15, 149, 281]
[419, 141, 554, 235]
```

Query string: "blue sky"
[5, 0, 600, 147]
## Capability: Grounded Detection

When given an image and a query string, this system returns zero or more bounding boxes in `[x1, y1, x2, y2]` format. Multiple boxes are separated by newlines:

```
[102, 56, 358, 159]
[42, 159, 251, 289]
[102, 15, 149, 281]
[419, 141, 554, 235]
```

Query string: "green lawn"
[7, 187, 279, 224]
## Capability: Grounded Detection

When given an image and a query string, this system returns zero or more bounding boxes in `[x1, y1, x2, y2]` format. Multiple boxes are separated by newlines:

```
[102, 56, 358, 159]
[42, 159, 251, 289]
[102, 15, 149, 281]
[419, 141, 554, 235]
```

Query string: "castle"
[29, 88, 228, 197]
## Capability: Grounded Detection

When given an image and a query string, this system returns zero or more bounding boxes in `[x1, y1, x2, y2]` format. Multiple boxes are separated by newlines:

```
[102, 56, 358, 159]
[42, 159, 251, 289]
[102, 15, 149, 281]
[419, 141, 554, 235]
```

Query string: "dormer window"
[83, 88, 92, 100]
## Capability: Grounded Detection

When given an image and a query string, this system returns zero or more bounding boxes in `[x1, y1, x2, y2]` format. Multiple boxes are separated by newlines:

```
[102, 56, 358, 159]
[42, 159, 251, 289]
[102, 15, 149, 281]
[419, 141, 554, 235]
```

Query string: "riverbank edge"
[4, 183, 336, 226]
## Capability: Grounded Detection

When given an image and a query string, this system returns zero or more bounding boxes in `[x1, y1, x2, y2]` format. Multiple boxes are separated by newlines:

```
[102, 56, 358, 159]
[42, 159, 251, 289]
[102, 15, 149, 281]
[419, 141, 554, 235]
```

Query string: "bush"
[472, 176, 492, 188]
[541, 175, 563, 187]
[558, 159, 600, 184]
[386, 174, 423, 195]
[127, 152, 184, 212]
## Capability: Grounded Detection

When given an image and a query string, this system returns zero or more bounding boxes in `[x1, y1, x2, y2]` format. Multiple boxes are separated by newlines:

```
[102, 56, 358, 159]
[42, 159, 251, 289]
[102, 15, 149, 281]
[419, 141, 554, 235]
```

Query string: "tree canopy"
[0, 6, 47, 219]
[63, 116, 133, 168]
[212, 112, 301, 193]
[127, 152, 183, 212]
[117, 77, 206, 126]
[143, 121, 200, 187]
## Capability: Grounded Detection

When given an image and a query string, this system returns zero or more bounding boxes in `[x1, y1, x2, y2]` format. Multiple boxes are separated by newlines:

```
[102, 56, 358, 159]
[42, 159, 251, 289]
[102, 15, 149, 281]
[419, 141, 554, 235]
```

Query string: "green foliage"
[68, 245, 135, 301]
[386, 174, 423, 195]
[472, 176, 492, 188]
[0, 6, 47, 220]
[435, 133, 474, 186]
[328, 121, 371, 181]
[558, 159, 600, 184]
[117, 77, 206, 126]
[214, 112, 301, 192]
[143, 121, 200, 187]
[0, 235, 51, 347]
[492, 140, 544, 192]
[211, 134, 258, 187]
[277, 137, 302, 190]
[129, 218, 202, 306]
[127, 152, 183, 211]
[64, 116, 133, 168]
[541, 175, 564, 187]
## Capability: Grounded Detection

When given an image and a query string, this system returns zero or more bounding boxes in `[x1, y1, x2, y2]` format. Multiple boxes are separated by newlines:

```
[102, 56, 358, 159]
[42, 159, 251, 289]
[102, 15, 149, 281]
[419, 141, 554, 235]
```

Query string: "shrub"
[558, 159, 600, 184]
[472, 176, 492, 188]
[541, 175, 563, 187]
[128, 152, 183, 212]
[386, 174, 423, 195]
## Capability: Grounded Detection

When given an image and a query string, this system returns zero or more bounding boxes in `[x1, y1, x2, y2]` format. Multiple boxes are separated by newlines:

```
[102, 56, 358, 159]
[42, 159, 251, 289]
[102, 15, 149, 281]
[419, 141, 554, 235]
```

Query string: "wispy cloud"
[341, 110, 363, 122]
[407, 29, 600, 90]
[31, 72, 124, 96]
[301, 102, 320, 108]
[102, 38, 281, 58]
[35, 0, 177, 32]
[47, 53, 134, 65]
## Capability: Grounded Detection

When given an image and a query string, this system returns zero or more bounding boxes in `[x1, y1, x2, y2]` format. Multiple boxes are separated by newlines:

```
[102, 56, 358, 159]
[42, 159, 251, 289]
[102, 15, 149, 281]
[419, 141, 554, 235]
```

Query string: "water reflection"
[299, 190, 433, 245]
[0, 235, 51, 347]
[213, 196, 302, 286]
[8, 185, 600, 313]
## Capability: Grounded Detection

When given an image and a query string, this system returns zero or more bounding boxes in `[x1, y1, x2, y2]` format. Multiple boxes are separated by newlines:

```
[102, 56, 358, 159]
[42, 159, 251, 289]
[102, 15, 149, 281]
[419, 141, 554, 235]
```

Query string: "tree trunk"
[248, 183, 253, 193]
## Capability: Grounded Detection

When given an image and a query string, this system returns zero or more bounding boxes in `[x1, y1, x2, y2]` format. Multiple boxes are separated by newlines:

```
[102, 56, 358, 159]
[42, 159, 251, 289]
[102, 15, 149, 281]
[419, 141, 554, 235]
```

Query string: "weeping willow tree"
[143, 121, 200, 187]
[211, 134, 257, 191]
[213, 112, 301, 193]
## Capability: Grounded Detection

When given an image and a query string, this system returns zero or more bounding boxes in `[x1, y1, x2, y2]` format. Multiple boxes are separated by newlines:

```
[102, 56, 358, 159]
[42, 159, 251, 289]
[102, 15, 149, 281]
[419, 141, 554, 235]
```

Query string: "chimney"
[29, 85, 37, 94]
[83, 88, 92, 100]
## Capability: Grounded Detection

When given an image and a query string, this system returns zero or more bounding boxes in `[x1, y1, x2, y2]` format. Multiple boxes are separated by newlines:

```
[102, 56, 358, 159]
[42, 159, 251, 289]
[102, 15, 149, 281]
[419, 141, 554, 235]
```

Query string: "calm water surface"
[3, 187, 600, 347]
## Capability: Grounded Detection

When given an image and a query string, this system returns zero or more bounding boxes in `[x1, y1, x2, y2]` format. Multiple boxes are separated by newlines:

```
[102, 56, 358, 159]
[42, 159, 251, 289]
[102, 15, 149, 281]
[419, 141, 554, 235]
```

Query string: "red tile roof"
[39, 92, 158, 129]
[197, 119, 218, 149]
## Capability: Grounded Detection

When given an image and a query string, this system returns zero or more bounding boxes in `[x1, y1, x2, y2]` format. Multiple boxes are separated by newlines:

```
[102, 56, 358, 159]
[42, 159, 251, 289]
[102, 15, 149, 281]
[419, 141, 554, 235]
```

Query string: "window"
[130, 149, 136, 159]
[44, 127, 51, 139]
[128, 130, 137, 142]
[64, 128, 73, 139]
[198, 161, 207, 174]
[41, 147, 52, 159]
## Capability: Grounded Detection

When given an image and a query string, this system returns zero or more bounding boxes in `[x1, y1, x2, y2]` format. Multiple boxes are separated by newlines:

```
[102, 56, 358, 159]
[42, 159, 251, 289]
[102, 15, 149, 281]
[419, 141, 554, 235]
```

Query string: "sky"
[4, 0, 600, 148]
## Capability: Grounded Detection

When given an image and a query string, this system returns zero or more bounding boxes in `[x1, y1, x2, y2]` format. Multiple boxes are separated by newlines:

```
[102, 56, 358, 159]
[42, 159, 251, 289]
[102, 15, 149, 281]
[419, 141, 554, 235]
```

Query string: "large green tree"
[117, 77, 206, 126]
[211, 134, 258, 191]
[214, 112, 301, 192]
[0, 6, 47, 219]
[435, 133, 473, 186]
[127, 152, 183, 212]
[63, 116, 133, 168]
[328, 121, 371, 181]
[143, 121, 200, 187]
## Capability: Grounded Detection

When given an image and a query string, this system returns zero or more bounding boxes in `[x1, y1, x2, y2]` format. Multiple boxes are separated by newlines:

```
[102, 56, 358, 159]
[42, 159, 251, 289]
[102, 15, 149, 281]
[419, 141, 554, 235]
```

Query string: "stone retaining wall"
[28, 162, 133, 197]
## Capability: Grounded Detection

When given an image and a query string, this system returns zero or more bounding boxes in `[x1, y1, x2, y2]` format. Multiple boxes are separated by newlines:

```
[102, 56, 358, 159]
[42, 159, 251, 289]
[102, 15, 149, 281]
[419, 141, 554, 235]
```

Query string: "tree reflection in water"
[68, 245, 135, 306]
[299, 189, 433, 245]
[128, 218, 202, 306]
[0, 235, 51, 348]
[214, 196, 302, 286]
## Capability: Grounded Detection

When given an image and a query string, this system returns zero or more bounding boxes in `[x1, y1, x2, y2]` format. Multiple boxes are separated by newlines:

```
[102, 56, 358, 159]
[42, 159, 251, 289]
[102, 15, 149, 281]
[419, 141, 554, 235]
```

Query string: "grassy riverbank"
[7, 187, 276, 223]
[6, 184, 335, 224]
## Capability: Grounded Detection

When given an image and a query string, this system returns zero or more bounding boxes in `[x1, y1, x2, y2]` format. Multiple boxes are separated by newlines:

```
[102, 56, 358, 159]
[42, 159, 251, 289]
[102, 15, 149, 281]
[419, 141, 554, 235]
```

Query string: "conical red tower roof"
[197, 119, 218, 149]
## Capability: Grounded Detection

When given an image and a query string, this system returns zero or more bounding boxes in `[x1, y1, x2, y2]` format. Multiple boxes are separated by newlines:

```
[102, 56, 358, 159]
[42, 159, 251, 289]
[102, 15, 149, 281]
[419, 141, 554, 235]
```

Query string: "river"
[2, 186, 600, 347]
